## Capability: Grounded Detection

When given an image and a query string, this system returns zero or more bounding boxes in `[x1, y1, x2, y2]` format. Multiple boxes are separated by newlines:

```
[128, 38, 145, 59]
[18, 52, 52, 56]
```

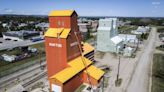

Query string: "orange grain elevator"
[44, 10, 105, 92]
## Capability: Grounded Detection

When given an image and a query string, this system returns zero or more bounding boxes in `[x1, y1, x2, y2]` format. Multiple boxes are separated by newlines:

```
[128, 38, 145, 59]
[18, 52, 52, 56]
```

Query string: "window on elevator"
[62, 21, 65, 27]
[57, 21, 60, 26]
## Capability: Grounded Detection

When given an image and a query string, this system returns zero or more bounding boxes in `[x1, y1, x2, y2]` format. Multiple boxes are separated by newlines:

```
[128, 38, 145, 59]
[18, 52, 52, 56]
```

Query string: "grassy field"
[152, 53, 164, 92]
[118, 25, 138, 34]
[0, 42, 46, 77]
[156, 26, 164, 33]
[30, 42, 45, 51]
[156, 45, 164, 51]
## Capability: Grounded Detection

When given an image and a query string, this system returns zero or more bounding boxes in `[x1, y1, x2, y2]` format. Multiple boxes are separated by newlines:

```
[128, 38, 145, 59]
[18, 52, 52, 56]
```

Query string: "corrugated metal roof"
[111, 36, 123, 44]
[82, 43, 94, 55]
[44, 28, 70, 38]
[50, 56, 92, 83]
[49, 10, 74, 17]
[97, 27, 111, 31]
[85, 65, 105, 80]
[60, 29, 71, 38]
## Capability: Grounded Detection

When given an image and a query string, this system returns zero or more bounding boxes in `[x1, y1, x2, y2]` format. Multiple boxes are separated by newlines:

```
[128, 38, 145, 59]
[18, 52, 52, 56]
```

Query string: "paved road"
[126, 27, 157, 92]
[0, 38, 44, 50]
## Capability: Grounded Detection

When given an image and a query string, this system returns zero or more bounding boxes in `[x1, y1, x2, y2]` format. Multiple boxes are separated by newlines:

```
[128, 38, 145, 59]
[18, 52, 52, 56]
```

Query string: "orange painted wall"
[83, 72, 99, 86]
[64, 13, 82, 61]
[66, 32, 81, 61]
[50, 72, 84, 92]
[49, 71, 100, 92]
[71, 13, 82, 41]
[45, 37, 68, 77]
[49, 16, 71, 28]
[48, 12, 82, 62]
[63, 73, 83, 92]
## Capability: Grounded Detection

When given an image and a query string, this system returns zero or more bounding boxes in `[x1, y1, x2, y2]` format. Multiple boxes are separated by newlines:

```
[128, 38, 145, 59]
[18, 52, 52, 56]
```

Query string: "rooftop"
[111, 36, 123, 44]
[50, 56, 92, 83]
[85, 65, 105, 80]
[82, 42, 94, 55]
[99, 18, 117, 21]
[44, 28, 71, 38]
[49, 10, 75, 17]
[2, 30, 40, 37]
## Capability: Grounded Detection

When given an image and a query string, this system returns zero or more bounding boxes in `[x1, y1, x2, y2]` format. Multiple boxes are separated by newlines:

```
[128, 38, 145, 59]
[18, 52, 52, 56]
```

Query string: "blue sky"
[0, 0, 163, 17]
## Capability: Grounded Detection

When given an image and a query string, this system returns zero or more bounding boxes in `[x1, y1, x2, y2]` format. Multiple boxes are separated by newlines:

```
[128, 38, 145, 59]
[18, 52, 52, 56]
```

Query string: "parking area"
[0, 38, 44, 50]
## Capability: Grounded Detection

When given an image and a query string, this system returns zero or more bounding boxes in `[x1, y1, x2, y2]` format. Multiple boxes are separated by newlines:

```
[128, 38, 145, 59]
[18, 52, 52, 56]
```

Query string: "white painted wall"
[52, 84, 61, 92]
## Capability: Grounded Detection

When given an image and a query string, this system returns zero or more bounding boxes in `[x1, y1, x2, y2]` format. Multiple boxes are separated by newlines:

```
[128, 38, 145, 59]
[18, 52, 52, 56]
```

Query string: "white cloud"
[0, 8, 15, 14]
[3, 9, 13, 13]
[152, 1, 160, 5]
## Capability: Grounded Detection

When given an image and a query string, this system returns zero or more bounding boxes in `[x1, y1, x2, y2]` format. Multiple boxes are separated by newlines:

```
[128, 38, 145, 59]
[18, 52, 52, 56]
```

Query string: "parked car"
[5, 38, 11, 40]
[13, 40, 18, 41]
[31, 37, 44, 42]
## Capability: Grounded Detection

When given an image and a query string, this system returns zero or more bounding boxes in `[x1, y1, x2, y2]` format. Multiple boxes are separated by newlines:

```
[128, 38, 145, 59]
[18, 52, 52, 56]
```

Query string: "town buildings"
[131, 26, 150, 34]
[78, 23, 89, 40]
[118, 34, 138, 44]
[2, 30, 40, 41]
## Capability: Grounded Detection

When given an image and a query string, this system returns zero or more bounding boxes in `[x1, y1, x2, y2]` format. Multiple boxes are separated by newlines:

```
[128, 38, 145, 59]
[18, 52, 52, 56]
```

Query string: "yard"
[0, 42, 46, 77]
[156, 45, 164, 51]
[118, 25, 138, 34]
[152, 53, 164, 92]
[156, 26, 164, 33]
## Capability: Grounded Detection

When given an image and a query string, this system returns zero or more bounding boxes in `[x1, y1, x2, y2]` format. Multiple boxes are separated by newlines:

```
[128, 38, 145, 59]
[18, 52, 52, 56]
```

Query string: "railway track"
[0, 62, 46, 89]
[22, 72, 47, 88]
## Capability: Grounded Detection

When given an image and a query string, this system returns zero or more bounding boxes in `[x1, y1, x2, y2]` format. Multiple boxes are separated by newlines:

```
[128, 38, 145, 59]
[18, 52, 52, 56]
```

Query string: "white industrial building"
[118, 34, 138, 44]
[78, 23, 89, 40]
[1, 54, 16, 62]
[35, 22, 49, 30]
[97, 18, 123, 53]
[2, 23, 8, 27]
[123, 47, 135, 57]
[131, 26, 150, 35]
[2, 30, 40, 41]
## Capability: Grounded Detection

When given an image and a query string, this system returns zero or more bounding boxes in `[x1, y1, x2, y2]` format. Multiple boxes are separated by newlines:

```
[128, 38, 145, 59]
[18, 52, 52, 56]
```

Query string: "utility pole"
[116, 55, 121, 82]
[102, 76, 105, 92]
[115, 46, 121, 86]
[36, 44, 43, 70]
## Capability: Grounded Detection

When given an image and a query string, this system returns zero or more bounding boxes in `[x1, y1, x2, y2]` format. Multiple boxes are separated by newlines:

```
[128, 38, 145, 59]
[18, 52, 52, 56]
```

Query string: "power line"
[74, 32, 93, 91]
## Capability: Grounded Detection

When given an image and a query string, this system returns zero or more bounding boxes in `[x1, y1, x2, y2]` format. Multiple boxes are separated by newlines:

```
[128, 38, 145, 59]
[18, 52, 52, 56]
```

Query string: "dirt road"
[126, 27, 157, 92]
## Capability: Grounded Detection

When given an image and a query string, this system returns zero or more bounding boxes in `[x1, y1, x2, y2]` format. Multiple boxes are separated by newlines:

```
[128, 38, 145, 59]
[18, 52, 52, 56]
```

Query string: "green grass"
[104, 77, 109, 88]
[0, 42, 46, 77]
[156, 45, 164, 51]
[118, 25, 138, 34]
[30, 42, 45, 51]
[156, 26, 164, 33]
[152, 53, 164, 92]
[159, 34, 164, 38]
[156, 26, 164, 29]
[0, 61, 9, 66]
[75, 84, 86, 92]
[0, 48, 21, 55]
